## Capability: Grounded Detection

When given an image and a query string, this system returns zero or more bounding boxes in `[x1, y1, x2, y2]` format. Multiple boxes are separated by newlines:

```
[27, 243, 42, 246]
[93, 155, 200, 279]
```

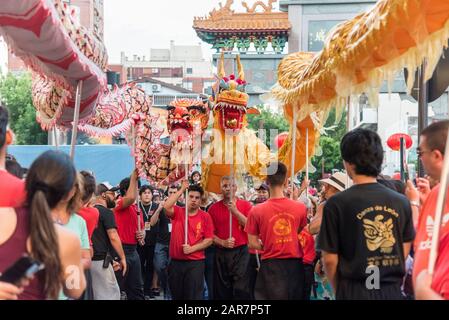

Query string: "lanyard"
[141, 202, 152, 220]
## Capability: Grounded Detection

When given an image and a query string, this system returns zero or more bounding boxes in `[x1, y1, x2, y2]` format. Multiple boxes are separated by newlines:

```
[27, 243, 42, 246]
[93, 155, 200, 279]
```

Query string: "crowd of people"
[0, 104, 448, 300]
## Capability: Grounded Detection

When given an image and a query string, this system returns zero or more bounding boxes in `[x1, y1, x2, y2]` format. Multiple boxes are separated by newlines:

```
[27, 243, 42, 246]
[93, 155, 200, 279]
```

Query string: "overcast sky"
[104, 0, 279, 63]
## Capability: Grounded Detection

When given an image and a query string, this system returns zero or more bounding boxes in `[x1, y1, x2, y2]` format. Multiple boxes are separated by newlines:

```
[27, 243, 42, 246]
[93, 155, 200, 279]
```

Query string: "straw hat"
[318, 172, 352, 192]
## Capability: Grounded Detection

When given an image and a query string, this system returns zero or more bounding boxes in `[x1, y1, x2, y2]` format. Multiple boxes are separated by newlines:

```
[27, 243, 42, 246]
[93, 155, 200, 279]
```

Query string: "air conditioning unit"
[151, 84, 162, 92]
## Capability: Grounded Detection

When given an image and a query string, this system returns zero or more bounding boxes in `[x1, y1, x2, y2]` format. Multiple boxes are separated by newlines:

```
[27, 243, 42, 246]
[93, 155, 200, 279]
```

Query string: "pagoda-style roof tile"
[193, 12, 290, 32]
[193, 1, 290, 35]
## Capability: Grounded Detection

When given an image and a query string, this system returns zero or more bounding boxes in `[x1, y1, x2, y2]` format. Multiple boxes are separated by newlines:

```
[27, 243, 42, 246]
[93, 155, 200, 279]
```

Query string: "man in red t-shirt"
[208, 176, 252, 300]
[412, 120, 449, 300]
[163, 180, 213, 300]
[245, 162, 307, 300]
[114, 170, 145, 300]
[0, 106, 25, 208]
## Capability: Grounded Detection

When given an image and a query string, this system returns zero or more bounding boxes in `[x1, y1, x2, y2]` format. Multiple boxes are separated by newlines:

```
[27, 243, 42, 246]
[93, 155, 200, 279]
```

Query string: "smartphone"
[0, 256, 44, 286]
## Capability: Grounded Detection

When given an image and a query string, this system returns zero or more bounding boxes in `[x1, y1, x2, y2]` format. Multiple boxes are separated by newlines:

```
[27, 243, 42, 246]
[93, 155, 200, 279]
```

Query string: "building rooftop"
[193, 1, 290, 38]
[279, 0, 376, 11]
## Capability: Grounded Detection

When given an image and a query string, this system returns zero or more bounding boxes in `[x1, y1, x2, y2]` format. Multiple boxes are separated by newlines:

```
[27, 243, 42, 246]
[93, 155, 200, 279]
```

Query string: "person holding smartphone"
[0, 151, 86, 300]
[0, 281, 23, 300]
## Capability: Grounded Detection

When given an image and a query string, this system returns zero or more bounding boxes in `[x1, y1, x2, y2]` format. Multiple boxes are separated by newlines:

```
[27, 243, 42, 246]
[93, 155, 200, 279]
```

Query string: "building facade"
[193, 0, 292, 106]
[120, 41, 215, 94]
[280, 0, 375, 53]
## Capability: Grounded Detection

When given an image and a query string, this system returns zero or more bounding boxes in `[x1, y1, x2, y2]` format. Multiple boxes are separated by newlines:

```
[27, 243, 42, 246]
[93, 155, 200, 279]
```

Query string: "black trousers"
[303, 263, 314, 300]
[336, 279, 404, 300]
[213, 246, 251, 300]
[248, 253, 260, 300]
[204, 246, 215, 300]
[123, 245, 144, 300]
[255, 258, 305, 300]
[137, 244, 155, 296]
[168, 259, 205, 300]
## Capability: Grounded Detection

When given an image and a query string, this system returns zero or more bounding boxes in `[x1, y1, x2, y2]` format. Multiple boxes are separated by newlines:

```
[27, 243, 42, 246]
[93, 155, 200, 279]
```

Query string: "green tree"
[309, 108, 347, 182]
[247, 104, 289, 132]
[0, 72, 47, 145]
[247, 104, 290, 146]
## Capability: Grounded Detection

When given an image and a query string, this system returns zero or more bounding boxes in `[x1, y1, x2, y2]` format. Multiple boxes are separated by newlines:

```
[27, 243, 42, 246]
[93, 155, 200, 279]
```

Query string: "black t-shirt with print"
[92, 205, 117, 260]
[141, 202, 159, 246]
[317, 183, 415, 285]
[156, 209, 171, 246]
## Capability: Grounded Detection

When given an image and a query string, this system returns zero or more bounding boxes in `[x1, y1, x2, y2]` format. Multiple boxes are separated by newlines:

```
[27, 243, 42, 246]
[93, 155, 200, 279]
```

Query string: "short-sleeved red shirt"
[0, 170, 25, 207]
[431, 232, 449, 299]
[413, 185, 449, 286]
[208, 199, 252, 248]
[77, 207, 100, 246]
[245, 198, 307, 260]
[169, 206, 214, 260]
[114, 198, 144, 245]
[298, 229, 316, 265]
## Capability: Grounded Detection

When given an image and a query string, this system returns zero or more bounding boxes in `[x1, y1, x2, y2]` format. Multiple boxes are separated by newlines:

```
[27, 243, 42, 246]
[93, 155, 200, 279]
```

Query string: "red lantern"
[275, 132, 289, 149]
[387, 133, 413, 151]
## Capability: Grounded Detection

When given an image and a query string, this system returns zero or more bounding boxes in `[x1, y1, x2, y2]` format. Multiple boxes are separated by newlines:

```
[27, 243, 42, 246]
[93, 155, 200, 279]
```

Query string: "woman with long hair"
[0, 150, 86, 300]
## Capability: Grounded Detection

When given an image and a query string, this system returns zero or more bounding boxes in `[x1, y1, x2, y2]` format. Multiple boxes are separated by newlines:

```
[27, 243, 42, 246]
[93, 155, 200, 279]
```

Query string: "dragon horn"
[218, 51, 226, 79]
[236, 54, 244, 81]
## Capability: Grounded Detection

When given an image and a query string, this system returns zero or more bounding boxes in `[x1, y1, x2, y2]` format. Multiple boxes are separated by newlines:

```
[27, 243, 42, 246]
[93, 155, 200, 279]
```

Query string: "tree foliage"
[0, 72, 47, 145]
[247, 104, 289, 147]
[310, 108, 347, 181]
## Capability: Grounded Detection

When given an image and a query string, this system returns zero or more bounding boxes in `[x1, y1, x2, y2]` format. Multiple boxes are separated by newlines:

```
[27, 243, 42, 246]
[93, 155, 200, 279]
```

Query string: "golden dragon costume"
[202, 53, 273, 194]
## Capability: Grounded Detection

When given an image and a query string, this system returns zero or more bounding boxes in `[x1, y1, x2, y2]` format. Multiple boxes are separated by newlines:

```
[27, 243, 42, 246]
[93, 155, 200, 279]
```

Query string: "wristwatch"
[410, 200, 420, 208]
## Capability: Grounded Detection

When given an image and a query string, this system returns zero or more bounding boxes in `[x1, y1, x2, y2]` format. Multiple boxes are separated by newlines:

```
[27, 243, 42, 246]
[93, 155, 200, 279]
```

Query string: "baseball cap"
[100, 181, 120, 192]
[256, 183, 269, 191]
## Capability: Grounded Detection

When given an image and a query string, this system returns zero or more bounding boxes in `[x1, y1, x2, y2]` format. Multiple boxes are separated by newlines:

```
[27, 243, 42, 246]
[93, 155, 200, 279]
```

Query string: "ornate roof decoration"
[193, 0, 290, 53]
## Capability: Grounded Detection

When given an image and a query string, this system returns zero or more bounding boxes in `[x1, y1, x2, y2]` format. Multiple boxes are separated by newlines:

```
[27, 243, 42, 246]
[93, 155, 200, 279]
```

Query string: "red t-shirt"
[245, 198, 307, 260]
[431, 232, 449, 299]
[298, 229, 316, 265]
[114, 198, 144, 245]
[0, 170, 25, 207]
[413, 185, 449, 285]
[77, 207, 100, 246]
[169, 206, 214, 260]
[208, 199, 252, 248]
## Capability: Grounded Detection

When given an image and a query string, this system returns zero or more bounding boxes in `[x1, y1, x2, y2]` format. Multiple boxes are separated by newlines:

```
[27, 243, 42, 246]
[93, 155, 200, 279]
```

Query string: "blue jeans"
[153, 242, 170, 299]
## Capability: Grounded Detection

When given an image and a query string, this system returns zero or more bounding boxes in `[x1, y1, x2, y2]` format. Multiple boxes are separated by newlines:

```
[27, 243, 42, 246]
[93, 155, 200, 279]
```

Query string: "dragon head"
[167, 98, 209, 133]
[167, 98, 209, 148]
[213, 53, 249, 132]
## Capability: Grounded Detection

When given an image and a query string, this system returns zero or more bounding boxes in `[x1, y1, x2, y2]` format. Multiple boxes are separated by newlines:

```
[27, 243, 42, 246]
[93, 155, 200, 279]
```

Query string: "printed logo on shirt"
[195, 222, 202, 239]
[363, 215, 396, 253]
[269, 213, 295, 245]
[298, 233, 307, 248]
[273, 218, 292, 236]
[419, 213, 449, 251]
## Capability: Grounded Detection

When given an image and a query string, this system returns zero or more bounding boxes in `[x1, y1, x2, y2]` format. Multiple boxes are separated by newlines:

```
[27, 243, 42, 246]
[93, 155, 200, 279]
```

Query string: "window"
[203, 81, 215, 90]
[186, 68, 193, 74]
[151, 68, 159, 73]
[183, 81, 193, 91]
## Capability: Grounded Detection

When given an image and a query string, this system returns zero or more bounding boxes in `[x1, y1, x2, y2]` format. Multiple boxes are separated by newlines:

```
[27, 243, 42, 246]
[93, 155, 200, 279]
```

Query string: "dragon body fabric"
[0, 0, 159, 181]
[202, 54, 272, 194]
[271, 0, 449, 174]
